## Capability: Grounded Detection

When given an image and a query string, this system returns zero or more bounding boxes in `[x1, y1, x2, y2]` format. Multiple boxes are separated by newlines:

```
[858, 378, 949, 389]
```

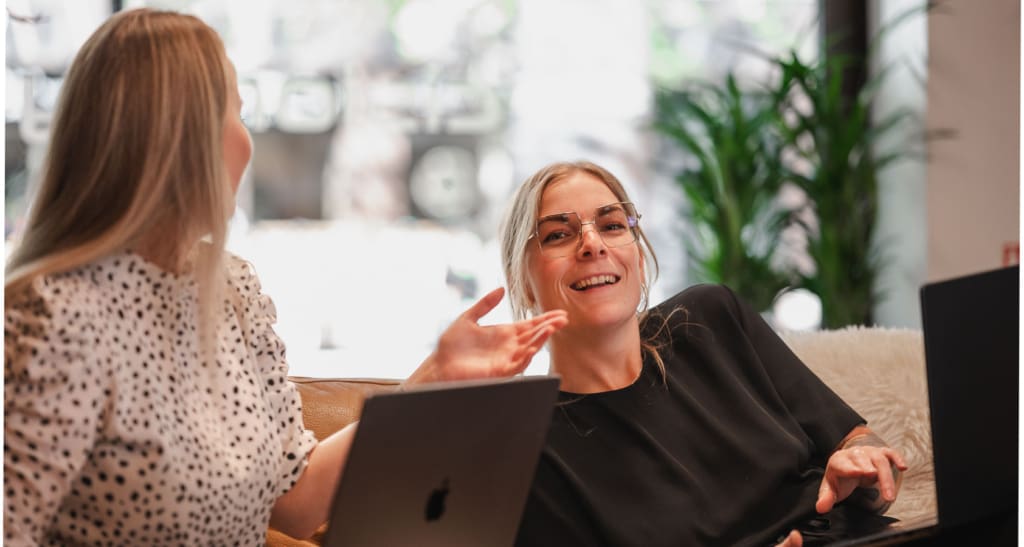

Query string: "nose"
[576, 222, 607, 258]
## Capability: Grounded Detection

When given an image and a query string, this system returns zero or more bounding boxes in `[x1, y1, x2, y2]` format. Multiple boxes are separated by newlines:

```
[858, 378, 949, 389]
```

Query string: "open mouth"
[570, 274, 621, 291]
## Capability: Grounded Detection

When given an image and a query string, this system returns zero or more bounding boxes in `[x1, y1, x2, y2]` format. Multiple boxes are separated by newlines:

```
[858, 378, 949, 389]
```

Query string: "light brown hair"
[5, 9, 235, 336]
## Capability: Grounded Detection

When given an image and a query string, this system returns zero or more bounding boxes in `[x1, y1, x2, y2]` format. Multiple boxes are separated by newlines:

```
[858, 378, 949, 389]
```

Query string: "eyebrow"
[596, 204, 626, 216]
[537, 203, 626, 221]
[537, 213, 572, 223]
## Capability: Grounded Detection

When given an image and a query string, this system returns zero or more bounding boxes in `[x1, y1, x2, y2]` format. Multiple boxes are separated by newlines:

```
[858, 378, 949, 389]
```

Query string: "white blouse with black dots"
[4, 251, 318, 546]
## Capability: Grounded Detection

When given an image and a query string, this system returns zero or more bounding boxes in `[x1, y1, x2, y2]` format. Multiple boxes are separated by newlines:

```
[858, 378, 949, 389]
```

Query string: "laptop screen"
[920, 265, 1018, 529]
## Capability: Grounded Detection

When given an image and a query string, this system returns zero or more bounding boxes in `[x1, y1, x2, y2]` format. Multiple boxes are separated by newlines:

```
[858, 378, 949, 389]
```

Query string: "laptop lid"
[321, 375, 560, 547]
[830, 265, 1018, 547]
[920, 264, 1018, 529]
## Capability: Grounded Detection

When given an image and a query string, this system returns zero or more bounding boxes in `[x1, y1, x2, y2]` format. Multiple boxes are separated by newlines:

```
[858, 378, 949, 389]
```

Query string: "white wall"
[870, 0, 929, 328]
[926, 0, 1020, 282]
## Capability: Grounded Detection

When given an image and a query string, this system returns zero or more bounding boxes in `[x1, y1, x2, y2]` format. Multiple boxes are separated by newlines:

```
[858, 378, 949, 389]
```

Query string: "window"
[5, 0, 819, 377]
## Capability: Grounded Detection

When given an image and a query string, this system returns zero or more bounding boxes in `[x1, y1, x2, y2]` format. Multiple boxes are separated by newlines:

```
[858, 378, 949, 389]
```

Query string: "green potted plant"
[654, 11, 926, 327]
[654, 75, 795, 313]
[771, 49, 914, 328]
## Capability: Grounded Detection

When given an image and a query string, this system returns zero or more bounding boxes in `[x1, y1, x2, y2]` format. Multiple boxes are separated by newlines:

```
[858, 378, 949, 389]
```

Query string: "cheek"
[528, 262, 567, 308]
[224, 122, 252, 190]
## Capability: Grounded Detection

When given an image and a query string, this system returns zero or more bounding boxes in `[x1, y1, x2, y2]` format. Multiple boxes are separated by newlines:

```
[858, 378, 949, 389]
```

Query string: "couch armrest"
[267, 377, 401, 547]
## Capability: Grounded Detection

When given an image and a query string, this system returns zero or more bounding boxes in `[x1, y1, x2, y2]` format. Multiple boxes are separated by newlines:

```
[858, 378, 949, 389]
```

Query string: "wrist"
[406, 353, 441, 388]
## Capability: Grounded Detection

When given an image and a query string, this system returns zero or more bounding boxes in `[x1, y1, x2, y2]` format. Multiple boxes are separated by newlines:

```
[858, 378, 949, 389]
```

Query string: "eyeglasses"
[531, 202, 641, 258]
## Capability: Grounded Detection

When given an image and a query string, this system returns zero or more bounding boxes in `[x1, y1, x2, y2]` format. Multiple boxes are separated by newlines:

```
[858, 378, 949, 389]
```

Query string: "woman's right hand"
[404, 287, 568, 387]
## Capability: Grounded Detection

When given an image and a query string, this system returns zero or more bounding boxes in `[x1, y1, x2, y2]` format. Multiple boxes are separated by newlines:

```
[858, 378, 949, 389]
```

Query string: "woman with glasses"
[3, 9, 567, 546]
[499, 161, 906, 546]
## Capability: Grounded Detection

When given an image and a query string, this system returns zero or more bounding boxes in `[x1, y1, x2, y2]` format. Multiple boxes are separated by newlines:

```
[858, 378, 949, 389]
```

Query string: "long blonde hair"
[5, 9, 234, 332]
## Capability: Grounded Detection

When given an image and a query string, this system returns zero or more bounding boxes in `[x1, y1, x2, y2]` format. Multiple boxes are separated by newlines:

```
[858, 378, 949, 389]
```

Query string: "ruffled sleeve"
[226, 255, 318, 496]
[4, 278, 112, 546]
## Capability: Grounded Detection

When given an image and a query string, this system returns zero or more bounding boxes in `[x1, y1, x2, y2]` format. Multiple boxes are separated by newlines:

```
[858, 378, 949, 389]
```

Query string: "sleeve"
[228, 257, 318, 496]
[719, 285, 863, 455]
[4, 282, 110, 545]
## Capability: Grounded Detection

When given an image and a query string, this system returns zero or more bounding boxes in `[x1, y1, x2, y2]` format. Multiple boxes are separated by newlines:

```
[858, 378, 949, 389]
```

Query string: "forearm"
[270, 422, 358, 538]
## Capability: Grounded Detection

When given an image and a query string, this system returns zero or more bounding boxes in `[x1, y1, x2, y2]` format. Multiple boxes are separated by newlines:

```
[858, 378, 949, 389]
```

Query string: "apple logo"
[424, 478, 450, 522]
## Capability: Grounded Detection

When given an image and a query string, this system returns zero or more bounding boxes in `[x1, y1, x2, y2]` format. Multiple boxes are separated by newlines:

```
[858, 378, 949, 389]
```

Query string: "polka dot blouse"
[4, 251, 318, 546]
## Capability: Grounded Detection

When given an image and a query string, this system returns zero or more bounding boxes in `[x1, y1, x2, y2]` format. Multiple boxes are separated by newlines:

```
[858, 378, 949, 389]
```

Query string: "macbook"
[320, 375, 560, 547]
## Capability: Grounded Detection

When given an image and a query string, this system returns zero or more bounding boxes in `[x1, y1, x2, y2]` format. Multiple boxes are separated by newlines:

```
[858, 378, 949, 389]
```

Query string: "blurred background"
[5, 0, 1018, 378]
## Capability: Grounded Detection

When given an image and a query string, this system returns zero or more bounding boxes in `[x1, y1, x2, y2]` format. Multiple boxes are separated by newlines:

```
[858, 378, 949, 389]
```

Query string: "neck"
[133, 229, 195, 274]
[548, 316, 643, 393]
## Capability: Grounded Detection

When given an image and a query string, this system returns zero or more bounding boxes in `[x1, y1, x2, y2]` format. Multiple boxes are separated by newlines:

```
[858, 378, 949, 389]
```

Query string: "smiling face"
[525, 170, 645, 332]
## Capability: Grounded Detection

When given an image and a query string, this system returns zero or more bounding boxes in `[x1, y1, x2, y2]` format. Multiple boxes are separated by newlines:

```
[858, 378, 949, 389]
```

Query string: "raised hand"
[404, 287, 568, 387]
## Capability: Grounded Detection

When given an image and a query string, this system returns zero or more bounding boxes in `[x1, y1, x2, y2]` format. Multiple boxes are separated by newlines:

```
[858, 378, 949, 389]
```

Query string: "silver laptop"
[321, 375, 560, 547]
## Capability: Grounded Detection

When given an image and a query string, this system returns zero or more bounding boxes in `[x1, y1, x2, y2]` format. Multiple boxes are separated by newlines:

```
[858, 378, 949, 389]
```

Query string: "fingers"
[820, 446, 908, 513]
[873, 452, 897, 501]
[888, 447, 909, 471]
[461, 287, 506, 323]
[816, 477, 837, 514]
[509, 319, 565, 373]
[518, 312, 568, 342]
[519, 309, 568, 333]
[777, 530, 803, 547]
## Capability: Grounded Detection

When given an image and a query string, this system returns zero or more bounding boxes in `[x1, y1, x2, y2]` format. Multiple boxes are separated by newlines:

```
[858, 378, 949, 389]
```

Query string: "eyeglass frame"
[528, 201, 642, 258]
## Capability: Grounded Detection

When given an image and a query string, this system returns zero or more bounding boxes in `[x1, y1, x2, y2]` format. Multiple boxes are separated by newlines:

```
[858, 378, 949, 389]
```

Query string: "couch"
[267, 326, 936, 546]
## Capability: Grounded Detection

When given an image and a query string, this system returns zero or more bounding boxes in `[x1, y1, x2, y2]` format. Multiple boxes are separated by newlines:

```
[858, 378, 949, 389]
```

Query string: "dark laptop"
[320, 375, 560, 547]
[832, 265, 1018, 546]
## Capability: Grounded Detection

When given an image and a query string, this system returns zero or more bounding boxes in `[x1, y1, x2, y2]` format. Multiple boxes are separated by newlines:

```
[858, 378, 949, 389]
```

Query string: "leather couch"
[267, 326, 936, 546]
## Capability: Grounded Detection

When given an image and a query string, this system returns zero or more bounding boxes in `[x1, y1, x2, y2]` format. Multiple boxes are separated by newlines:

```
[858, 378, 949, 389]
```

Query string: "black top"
[515, 284, 866, 547]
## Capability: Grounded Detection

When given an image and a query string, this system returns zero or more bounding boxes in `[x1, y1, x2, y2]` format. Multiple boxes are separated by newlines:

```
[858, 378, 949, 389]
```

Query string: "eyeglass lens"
[536, 203, 638, 257]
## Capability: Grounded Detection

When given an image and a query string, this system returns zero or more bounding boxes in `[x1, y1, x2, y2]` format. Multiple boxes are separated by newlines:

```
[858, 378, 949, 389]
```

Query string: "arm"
[268, 422, 358, 537]
[270, 287, 567, 538]
[4, 292, 107, 545]
[816, 425, 908, 514]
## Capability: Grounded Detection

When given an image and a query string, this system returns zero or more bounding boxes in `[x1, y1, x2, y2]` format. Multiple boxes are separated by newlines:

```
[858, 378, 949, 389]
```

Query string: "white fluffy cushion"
[779, 327, 936, 523]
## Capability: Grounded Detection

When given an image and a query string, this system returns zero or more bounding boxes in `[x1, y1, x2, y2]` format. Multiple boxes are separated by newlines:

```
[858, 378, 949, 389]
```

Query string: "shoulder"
[640, 284, 758, 348]
[647, 284, 742, 323]
[224, 252, 262, 294]
[6, 261, 108, 325]
[223, 252, 277, 322]
[5, 264, 111, 377]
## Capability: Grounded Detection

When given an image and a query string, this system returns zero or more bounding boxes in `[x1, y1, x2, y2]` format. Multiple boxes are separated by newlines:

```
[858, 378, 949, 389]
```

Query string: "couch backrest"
[779, 326, 935, 523]
[290, 377, 401, 441]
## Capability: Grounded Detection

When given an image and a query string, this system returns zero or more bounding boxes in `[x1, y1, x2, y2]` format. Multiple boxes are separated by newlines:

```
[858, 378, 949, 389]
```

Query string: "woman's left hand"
[815, 440, 908, 514]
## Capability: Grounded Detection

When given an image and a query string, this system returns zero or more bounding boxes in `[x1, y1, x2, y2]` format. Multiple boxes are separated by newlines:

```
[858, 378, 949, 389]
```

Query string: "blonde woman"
[3, 9, 567, 546]
[499, 161, 906, 547]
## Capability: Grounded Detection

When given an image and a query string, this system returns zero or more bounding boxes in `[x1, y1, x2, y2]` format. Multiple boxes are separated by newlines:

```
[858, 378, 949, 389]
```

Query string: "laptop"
[320, 375, 560, 547]
[832, 265, 1018, 546]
